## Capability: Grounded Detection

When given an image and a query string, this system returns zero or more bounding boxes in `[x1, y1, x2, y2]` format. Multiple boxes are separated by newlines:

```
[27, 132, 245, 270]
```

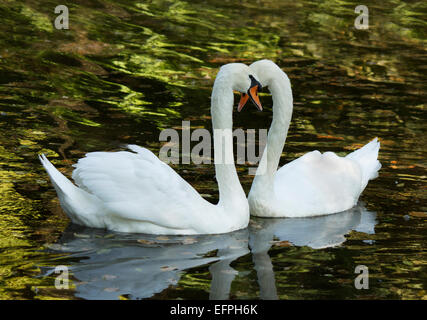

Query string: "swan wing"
[71, 145, 209, 231]
[274, 150, 363, 216]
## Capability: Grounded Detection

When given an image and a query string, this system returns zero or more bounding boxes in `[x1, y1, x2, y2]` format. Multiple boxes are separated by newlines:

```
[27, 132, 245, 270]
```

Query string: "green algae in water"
[0, 0, 426, 300]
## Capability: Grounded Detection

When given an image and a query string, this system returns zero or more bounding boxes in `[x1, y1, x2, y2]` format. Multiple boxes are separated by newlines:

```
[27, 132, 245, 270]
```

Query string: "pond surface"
[0, 0, 426, 300]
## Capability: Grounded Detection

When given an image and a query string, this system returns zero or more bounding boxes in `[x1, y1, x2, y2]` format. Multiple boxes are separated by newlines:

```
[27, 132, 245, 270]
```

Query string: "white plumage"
[271, 139, 380, 217]
[40, 63, 258, 234]
[247, 60, 381, 217]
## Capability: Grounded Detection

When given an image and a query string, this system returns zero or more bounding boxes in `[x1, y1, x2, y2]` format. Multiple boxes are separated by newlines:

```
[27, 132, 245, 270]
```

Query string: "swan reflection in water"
[41, 203, 376, 300]
[249, 203, 377, 299]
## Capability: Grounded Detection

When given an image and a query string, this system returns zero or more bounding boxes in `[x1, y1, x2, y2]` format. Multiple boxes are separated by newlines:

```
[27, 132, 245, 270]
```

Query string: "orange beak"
[237, 93, 249, 112]
[238, 85, 262, 112]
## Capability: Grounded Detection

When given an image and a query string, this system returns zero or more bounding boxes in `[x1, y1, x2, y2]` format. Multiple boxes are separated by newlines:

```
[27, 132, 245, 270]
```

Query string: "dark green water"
[0, 0, 425, 299]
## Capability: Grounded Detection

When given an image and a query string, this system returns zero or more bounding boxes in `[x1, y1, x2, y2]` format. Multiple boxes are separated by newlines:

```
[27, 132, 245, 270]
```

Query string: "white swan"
[39, 63, 263, 234]
[239, 60, 381, 218]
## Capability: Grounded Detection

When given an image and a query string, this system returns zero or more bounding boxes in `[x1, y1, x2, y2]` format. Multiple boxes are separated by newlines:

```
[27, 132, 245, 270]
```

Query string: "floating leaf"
[409, 212, 427, 218]
[160, 266, 178, 272]
[182, 237, 197, 244]
[156, 236, 170, 241]
[73, 233, 90, 239]
[137, 239, 156, 245]
[102, 274, 117, 280]
[271, 240, 293, 247]
[96, 248, 111, 255]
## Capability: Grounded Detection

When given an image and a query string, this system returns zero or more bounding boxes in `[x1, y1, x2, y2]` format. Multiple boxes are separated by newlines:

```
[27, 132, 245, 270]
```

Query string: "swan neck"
[252, 73, 293, 195]
[211, 79, 247, 210]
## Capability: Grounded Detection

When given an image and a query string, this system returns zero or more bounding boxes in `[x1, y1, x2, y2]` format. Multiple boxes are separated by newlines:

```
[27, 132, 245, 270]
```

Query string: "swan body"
[246, 60, 381, 217]
[40, 63, 261, 234]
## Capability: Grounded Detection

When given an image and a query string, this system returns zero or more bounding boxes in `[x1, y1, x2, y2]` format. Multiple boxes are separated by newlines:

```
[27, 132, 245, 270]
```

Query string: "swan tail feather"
[39, 154, 77, 196]
[39, 154, 99, 226]
[346, 138, 381, 191]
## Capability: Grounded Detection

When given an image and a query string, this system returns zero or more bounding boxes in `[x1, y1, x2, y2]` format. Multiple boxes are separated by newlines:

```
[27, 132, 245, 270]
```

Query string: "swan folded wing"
[71, 146, 205, 230]
[274, 151, 363, 215]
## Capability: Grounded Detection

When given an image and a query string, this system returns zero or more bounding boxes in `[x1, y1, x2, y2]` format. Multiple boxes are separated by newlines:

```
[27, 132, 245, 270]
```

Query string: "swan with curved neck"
[240, 60, 381, 217]
[39, 63, 263, 234]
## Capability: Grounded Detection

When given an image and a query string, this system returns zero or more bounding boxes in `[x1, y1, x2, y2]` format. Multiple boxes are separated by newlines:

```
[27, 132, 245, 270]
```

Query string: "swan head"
[248, 59, 283, 88]
[238, 59, 290, 111]
[215, 63, 263, 111]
